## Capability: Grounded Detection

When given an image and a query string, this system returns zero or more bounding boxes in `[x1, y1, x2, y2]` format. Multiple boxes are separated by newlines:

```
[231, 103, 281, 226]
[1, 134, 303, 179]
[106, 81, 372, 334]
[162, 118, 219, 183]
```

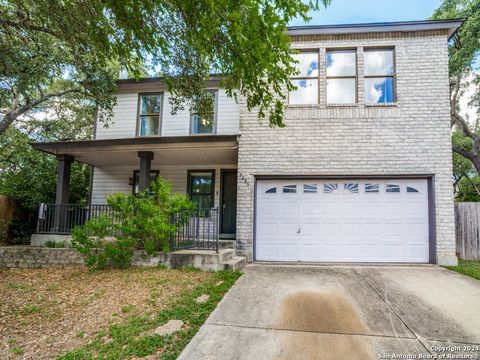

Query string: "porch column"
[55, 154, 74, 204]
[53, 154, 74, 233]
[138, 151, 154, 192]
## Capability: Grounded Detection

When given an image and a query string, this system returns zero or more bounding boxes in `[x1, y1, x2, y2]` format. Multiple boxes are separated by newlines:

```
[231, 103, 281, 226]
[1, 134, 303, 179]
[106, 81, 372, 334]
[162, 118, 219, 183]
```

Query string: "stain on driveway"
[179, 265, 480, 360]
[277, 291, 368, 334]
[275, 291, 373, 360]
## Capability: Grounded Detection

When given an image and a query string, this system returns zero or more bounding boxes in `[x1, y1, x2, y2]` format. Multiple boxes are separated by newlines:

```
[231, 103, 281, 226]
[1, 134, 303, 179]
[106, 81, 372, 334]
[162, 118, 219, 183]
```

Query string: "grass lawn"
[0, 267, 241, 359]
[445, 260, 480, 280]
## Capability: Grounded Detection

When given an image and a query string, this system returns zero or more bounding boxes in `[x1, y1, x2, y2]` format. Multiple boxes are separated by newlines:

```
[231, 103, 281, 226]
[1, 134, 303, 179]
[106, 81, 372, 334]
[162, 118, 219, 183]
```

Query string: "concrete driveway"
[179, 264, 480, 360]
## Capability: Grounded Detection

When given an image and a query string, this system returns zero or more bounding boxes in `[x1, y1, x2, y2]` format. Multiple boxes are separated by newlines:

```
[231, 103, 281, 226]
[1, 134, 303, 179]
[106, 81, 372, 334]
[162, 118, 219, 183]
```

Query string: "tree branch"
[452, 110, 476, 139]
[452, 145, 476, 162]
[0, 18, 60, 38]
[0, 89, 86, 135]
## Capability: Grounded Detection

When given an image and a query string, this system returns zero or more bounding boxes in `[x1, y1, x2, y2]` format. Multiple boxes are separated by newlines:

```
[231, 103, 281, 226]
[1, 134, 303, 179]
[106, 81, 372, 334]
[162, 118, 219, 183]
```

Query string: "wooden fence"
[455, 202, 480, 260]
[0, 195, 15, 224]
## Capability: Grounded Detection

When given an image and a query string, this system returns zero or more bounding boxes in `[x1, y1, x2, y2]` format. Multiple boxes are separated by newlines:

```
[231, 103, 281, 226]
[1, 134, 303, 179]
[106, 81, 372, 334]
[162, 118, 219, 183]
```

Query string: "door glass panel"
[365, 183, 379, 193]
[283, 185, 297, 193]
[386, 184, 400, 193]
[303, 184, 317, 193]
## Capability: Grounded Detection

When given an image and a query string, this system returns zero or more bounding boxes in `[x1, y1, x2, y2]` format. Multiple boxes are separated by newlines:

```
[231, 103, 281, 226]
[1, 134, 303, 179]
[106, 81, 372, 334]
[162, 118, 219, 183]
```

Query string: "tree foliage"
[1, 0, 331, 134]
[431, 0, 480, 185]
[71, 177, 194, 270]
[452, 130, 480, 201]
[0, 116, 91, 242]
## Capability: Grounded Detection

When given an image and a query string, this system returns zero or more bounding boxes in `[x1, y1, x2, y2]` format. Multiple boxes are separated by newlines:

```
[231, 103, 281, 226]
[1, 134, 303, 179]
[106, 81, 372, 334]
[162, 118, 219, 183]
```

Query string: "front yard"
[446, 259, 480, 280]
[0, 266, 241, 359]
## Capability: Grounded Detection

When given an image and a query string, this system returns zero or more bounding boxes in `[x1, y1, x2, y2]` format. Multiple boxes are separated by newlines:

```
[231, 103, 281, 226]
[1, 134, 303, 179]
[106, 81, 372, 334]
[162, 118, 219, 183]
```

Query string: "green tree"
[0, 123, 90, 242]
[1, 0, 331, 135]
[431, 0, 480, 175]
[452, 130, 480, 201]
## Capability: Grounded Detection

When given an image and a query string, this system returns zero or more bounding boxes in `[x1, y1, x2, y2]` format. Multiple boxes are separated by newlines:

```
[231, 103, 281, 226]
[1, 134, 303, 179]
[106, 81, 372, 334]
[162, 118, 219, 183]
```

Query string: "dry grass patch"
[0, 266, 213, 359]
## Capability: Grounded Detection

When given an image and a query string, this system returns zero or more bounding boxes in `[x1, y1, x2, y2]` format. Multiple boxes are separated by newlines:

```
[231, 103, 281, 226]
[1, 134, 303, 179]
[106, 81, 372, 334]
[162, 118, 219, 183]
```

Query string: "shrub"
[71, 177, 193, 270]
[44, 240, 66, 248]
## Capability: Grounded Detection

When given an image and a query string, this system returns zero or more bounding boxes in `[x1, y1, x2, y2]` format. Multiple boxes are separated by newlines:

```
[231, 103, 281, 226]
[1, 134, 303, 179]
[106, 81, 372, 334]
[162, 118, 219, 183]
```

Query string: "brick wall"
[0, 247, 84, 268]
[236, 30, 456, 265]
[0, 247, 170, 269]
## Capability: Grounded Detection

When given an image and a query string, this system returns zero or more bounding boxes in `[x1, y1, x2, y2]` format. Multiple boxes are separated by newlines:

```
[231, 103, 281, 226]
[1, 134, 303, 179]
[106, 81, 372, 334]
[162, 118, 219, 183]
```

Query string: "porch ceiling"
[31, 135, 238, 166]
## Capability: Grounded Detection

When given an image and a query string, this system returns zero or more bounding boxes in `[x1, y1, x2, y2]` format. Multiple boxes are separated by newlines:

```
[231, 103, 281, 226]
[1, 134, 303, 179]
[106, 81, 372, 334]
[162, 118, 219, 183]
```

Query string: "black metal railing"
[36, 204, 220, 252]
[36, 204, 114, 235]
[169, 208, 219, 253]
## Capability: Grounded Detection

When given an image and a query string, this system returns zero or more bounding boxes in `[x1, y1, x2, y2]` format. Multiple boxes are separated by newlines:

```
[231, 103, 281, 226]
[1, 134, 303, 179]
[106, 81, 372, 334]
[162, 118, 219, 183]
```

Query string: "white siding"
[91, 165, 236, 205]
[161, 92, 191, 136]
[96, 93, 138, 139]
[90, 167, 133, 204]
[95, 88, 239, 139]
[216, 90, 240, 135]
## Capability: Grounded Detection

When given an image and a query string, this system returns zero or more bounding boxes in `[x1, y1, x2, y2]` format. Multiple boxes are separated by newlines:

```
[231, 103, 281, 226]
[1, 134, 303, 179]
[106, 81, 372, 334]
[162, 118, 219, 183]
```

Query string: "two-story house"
[32, 19, 463, 266]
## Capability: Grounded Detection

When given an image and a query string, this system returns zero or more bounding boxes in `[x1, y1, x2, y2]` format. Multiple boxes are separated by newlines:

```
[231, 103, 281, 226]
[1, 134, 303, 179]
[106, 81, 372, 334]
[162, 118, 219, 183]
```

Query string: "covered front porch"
[31, 135, 239, 251]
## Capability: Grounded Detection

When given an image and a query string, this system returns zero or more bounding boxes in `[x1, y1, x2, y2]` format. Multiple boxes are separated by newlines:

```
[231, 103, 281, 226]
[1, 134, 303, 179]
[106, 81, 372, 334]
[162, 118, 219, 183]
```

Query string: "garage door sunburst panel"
[343, 182, 359, 193]
[323, 183, 338, 194]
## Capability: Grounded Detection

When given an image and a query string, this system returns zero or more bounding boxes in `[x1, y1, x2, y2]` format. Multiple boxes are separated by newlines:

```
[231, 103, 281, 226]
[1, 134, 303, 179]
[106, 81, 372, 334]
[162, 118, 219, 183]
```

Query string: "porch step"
[169, 249, 235, 271]
[221, 256, 246, 271]
[218, 240, 236, 249]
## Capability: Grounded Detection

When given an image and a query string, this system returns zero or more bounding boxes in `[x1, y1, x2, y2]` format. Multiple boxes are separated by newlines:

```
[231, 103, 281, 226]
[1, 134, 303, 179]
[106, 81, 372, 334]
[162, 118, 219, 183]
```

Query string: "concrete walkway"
[179, 264, 480, 360]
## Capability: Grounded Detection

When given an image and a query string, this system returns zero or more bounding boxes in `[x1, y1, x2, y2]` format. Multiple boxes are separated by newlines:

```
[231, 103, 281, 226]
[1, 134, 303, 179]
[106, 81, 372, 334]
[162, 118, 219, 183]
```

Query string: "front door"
[221, 170, 237, 236]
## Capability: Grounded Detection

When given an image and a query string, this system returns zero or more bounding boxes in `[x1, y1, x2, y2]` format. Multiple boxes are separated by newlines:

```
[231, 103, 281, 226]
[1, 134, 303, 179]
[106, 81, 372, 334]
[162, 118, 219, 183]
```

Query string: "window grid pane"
[327, 78, 356, 104]
[140, 115, 160, 136]
[365, 77, 395, 104]
[290, 79, 318, 105]
[364, 49, 394, 76]
[141, 95, 161, 114]
[326, 50, 356, 77]
[293, 52, 319, 78]
[192, 113, 214, 134]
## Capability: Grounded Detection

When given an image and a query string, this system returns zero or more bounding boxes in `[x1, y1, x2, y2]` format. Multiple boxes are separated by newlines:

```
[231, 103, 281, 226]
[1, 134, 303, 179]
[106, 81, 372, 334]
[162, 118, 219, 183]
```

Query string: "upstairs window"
[138, 94, 162, 136]
[364, 49, 395, 104]
[191, 91, 217, 135]
[289, 51, 319, 105]
[326, 50, 357, 104]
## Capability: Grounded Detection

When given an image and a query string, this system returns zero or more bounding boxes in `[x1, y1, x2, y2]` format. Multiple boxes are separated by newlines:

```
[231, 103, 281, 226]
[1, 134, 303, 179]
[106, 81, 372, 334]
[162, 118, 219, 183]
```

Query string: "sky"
[289, 0, 443, 26]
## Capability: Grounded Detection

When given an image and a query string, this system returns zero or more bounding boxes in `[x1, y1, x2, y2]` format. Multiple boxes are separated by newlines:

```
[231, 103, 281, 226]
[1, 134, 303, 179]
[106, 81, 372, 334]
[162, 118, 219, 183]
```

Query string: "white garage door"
[256, 179, 429, 263]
